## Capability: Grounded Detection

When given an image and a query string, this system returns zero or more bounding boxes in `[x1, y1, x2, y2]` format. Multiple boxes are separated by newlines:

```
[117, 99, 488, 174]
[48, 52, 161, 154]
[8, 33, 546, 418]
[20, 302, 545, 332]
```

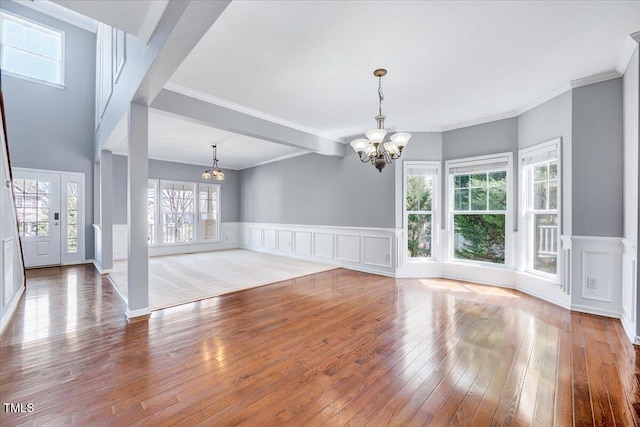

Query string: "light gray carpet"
[108, 249, 336, 310]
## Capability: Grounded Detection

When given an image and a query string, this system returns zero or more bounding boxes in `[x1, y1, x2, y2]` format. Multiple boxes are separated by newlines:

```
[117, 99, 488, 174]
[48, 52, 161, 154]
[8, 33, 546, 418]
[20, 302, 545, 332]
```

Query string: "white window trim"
[61, 173, 85, 264]
[519, 138, 562, 283]
[445, 152, 514, 268]
[150, 179, 223, 246]
[198, 183, 222, 244]
[159, 179, 197, 246]
[147, 179, 159, 247]
[403, 161, 440, 264]
[0, 10, 65, 89]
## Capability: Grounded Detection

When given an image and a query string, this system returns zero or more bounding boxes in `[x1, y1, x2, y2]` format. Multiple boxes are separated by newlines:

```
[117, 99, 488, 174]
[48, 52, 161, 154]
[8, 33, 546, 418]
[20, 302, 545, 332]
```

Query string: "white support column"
[99, 150, 113, 272]
[126, 102, 150, 318]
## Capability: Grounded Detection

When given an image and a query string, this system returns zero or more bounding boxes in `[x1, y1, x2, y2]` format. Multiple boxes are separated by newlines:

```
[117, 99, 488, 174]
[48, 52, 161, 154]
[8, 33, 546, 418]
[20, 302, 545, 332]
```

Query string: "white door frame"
[13, 167, 85, 267]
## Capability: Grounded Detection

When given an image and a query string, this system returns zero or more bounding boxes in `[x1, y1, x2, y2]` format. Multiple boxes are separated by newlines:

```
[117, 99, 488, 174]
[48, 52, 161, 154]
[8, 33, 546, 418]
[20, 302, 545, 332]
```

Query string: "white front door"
[13, 170, 61, 267]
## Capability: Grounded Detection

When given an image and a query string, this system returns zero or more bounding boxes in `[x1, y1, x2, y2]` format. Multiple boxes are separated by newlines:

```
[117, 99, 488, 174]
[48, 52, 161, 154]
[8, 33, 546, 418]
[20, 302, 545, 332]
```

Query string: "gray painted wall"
[112, 155, 240, 224]
[572, 78, 624, 237]
[518, 91, 572, 150]
[1, 1, 96, 260]
[239, 152, 396, 228]
[443, 118, 518, 161]
[517, 91, 572, 232]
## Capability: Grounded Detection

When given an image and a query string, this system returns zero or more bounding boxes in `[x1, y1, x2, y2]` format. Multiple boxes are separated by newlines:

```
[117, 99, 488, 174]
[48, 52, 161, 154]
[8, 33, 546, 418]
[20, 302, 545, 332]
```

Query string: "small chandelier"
[202, 144, 225, 181]
[349, 69, 411, 172]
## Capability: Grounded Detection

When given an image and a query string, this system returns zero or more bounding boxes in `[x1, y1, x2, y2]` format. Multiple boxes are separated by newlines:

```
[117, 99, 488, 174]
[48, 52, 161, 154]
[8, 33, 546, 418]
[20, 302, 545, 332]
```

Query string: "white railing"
[537, 225, 557, 256]
[162, 223, 193, 244]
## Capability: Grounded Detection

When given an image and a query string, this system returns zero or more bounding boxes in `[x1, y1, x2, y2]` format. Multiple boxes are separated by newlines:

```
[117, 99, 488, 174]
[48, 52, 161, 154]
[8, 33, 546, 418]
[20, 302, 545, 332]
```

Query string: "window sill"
[3, 70, 65, 89]
[451, 259, 508, 269]
[406, 257, 436, 264]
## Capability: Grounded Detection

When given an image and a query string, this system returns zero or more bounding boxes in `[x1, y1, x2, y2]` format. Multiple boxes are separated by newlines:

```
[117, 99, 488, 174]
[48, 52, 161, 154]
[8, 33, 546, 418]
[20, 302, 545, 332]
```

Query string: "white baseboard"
[516, 272, 571, 310]
[0, 284, 24, 335]
[92, 260, 113, 274]
[620, 312, 638, 344]
[106, 274, 127, 304]
[440, 262, 516, 289]
[125, 307, 151, 319]
[570, 303, 621, 319]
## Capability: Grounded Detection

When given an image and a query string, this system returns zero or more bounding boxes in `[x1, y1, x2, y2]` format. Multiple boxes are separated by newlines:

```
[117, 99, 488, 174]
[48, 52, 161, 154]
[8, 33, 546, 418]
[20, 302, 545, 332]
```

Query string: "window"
[161, 181, 195, 244]
[404, 162, 439, 260]
[0, 12, 64, 86]
[447, 153, 512, 265]
[67, 183, 78, 253]
[147, 180, 157, 245]
[199, 184, 220, 241]
[13, 178, 50, 237]
[148, 180, 222, 246]
[520, 139, 560, 278]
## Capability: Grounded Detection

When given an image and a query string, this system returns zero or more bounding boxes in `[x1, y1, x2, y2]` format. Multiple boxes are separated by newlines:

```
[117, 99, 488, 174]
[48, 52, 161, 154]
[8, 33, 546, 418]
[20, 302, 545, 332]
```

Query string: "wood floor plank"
[1, 265, 639, 426]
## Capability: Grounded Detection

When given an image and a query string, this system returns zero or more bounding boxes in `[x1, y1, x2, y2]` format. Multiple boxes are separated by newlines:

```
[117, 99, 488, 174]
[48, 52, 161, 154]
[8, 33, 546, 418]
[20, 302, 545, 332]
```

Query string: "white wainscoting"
[239, 223, 398, 276]
[621, 238, 638, 343]
[113, 223, 239, 260]
[113, 225, 128, 260]
[569, 236, 623, 318]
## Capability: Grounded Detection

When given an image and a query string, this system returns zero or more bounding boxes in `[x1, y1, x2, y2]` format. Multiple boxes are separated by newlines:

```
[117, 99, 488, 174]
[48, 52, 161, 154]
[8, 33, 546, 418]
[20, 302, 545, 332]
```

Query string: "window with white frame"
[447, 153, 512, 265]
[199, 183, 220, 242]
[404, 162, 439, 260]
[520, 139, 560, 277]
[161, 181, 195, 244]
[0, 12, 64, 86]
[147, 180, 221, 246]
[147, 180, 157, 245]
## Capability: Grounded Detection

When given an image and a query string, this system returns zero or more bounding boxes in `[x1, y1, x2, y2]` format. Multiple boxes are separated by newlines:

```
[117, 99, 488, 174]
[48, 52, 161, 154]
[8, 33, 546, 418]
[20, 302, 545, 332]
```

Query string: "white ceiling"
[50, 0, 166, 37]
[108, 109, 307, 170]
[21, 0, 640, 168]
[169, 0, 640, 140]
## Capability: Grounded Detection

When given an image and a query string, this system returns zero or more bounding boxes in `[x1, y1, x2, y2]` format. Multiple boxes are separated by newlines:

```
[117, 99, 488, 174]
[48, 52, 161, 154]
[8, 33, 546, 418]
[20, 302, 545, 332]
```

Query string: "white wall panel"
[278, 230, 292, 252]
[570, 236, 623, 318]
[263, 229, 277, 250]
[250, 228, 262, 248]
[314, 233, 334, 259]
[363, 236, 391, 268]
[336, 234, 360, 263]
[581, 251, 611, 301]
[294, 231, 312, 255]
[113, 224, 127, 260]
[240, 223, 397, 276]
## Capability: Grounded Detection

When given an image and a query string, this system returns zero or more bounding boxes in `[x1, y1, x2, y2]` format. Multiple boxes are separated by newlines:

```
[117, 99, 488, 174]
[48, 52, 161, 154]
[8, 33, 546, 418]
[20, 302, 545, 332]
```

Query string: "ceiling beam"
[151, 89, 345, 157]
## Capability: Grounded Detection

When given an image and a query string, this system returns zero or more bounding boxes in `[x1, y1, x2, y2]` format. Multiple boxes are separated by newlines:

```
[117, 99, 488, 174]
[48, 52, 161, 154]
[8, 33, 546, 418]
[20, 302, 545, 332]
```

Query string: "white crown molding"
[569, 70, 622, 89]
[9, 0, 98, 32]
[617, 32, 640, 74]
[244, 150, 310, 170]
[163, 82, 344, 143]
[440, 110, 519, 132]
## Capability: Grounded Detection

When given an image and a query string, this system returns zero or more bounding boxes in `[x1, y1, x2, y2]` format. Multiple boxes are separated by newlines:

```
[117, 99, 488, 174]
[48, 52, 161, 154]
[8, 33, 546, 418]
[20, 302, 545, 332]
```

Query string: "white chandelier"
[350, 69, 411, 172]
[202, 144, 225, 181]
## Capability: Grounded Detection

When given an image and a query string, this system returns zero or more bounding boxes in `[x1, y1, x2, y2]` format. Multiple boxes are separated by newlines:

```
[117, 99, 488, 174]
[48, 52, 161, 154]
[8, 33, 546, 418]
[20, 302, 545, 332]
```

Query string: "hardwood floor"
[1, 265, 639, 426]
